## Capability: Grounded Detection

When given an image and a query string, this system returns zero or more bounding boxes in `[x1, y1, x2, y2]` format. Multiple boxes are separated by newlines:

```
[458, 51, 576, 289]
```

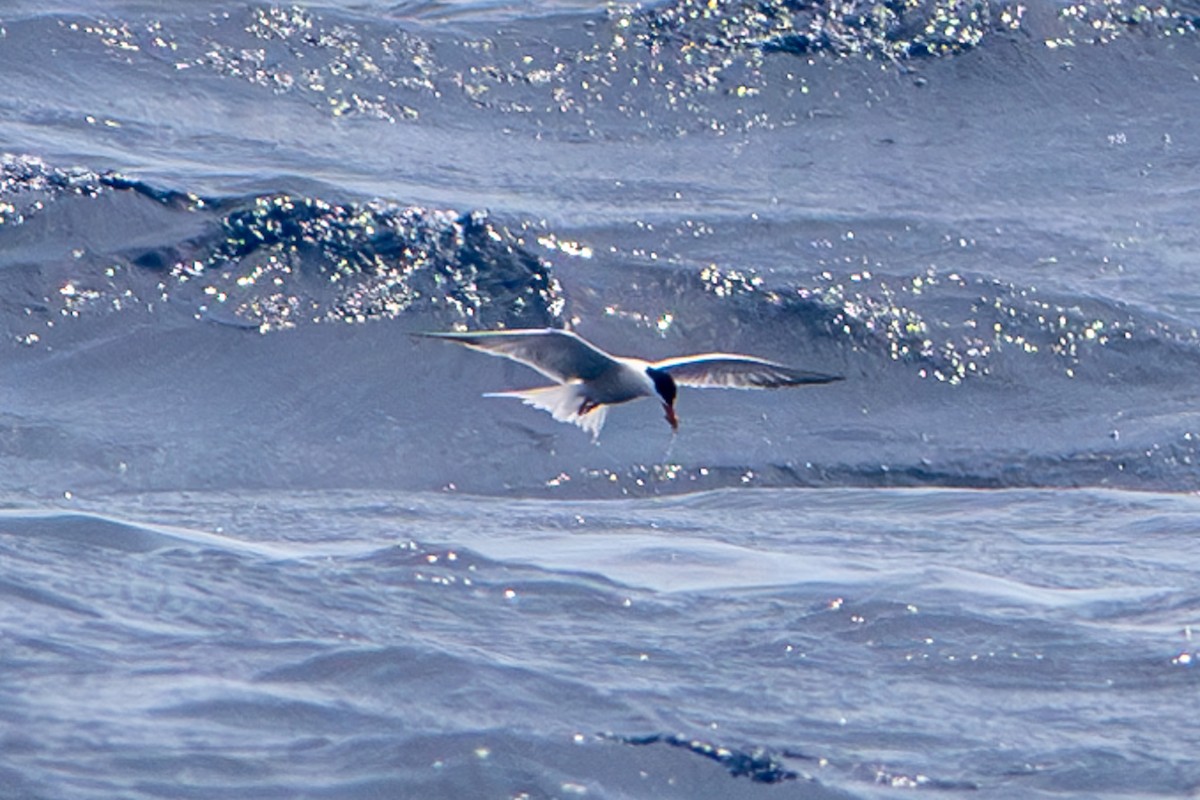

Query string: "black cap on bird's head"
[646, 367, 679, 431]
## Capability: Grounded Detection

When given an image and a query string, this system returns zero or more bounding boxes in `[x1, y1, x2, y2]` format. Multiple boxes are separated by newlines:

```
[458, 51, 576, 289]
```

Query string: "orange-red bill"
[663, 403, 679, 431]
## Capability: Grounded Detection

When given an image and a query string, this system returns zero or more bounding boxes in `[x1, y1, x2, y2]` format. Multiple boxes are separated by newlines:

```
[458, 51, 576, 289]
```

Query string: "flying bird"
[416, 328, 842, 439]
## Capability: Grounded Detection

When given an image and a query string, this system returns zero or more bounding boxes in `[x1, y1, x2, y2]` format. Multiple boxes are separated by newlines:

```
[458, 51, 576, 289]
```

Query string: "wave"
[4, 1, 1195, 143]
[3, 0, 1200, 497]
[8, 153, 1200, 375]
[1, 154, 564, 337]
[4, 154, 1200, 496]
[638, 0, 1199, 60]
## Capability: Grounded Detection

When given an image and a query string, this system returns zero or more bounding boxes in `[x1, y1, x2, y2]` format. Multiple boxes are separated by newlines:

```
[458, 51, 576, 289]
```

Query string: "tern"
[416, 328, 842, 439]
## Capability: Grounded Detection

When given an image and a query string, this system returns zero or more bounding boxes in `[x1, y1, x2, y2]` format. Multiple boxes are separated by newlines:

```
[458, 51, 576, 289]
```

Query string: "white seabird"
[416, 328, 842, 439]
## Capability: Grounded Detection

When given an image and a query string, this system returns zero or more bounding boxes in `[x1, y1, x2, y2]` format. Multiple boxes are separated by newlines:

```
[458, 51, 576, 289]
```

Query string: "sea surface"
[2, 1, 1199, 797]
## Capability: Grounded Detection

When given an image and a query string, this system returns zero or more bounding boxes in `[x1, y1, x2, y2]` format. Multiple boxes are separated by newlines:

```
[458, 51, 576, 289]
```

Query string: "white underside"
[484, 384, 609, 439]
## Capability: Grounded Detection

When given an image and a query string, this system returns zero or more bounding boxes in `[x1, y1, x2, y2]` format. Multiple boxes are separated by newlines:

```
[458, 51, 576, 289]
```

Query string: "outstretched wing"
[414, 329, 618, 383]
[653, 353, 843, 389]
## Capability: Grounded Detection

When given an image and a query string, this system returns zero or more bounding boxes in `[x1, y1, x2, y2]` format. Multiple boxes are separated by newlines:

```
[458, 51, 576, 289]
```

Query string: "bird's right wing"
[414, 329, 618, 383]
[653, 353, 843, 389]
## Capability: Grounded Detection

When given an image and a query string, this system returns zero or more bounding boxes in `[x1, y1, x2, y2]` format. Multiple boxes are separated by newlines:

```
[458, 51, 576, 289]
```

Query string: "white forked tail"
[484, 384, 608, 440]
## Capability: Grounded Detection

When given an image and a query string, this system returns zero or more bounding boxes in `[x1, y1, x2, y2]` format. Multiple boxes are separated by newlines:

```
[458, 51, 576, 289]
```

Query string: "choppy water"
[2, 1, 1199, 797]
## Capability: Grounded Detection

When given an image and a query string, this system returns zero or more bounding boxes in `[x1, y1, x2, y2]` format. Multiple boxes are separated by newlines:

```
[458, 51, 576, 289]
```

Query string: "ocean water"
[2, 1, 1199, 797]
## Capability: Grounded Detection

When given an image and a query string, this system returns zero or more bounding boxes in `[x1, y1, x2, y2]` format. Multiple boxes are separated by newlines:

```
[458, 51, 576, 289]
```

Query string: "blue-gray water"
[2, 1, 1199, 797]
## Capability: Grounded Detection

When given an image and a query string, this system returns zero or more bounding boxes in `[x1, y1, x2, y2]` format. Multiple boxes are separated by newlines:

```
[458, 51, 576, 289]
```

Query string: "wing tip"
[790, 371, 844, 385]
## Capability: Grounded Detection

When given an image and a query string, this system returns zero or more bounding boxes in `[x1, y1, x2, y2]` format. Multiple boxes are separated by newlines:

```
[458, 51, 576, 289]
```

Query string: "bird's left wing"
[653, 353, 843, 389]
[414, 329, 617, 383]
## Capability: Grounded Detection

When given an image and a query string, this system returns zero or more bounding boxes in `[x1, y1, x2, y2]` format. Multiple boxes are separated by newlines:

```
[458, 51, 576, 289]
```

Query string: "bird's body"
[416, 328, 841, 439]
